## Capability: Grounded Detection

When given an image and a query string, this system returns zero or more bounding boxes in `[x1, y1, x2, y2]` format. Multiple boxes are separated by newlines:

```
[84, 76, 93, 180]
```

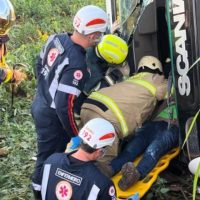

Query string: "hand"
[12, 69, 27, 85]
[65, 136, 82, 153]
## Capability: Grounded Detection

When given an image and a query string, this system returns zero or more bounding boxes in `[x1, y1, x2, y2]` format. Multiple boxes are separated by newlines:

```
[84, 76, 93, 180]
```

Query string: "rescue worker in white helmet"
[0, 0, 26, 85]
[31, 5, 109, 199]
[80, 55, 168, 170]
[40, 118, 117, 200]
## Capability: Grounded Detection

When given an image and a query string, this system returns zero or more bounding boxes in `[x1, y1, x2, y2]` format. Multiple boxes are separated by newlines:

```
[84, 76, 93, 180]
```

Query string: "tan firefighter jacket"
[81, 72, 167, 139]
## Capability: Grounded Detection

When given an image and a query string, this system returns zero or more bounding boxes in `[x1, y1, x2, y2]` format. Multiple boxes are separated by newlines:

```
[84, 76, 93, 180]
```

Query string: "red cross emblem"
[55, 181, 72, 200]
[47, 48, 59, 67]
[74, 70, 83, 80]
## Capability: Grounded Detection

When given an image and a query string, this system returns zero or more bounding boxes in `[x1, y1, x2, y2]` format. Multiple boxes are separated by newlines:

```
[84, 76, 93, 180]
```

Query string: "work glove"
[0, 65, 27, 85]
[65, 136, 82, 153]
[104, 68, 124, 85]
[12, 69, 27, 86]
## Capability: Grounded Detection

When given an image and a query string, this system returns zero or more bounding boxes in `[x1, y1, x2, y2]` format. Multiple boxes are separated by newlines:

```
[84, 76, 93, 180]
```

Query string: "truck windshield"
[119, 0, 141, 41]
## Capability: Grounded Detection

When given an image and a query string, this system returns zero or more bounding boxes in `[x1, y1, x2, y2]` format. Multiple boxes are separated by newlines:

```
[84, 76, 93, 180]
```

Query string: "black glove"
[104, 68, 124, 85]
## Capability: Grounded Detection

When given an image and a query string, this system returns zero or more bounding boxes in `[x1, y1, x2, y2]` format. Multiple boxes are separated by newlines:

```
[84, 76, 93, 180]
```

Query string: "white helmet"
[73, 5, 108, 35]
[79, 118, 116, 149]
[138, 56, 163, 73]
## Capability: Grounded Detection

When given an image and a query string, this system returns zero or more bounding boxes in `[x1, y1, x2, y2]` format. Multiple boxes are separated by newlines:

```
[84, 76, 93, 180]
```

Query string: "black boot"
[32, 189, 42, 200]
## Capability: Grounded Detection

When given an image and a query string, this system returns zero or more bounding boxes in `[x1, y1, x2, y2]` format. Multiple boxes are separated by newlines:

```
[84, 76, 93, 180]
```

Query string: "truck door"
[167, 0, 200, 159]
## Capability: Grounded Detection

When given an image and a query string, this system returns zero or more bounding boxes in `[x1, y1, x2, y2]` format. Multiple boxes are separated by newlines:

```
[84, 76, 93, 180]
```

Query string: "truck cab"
[106, 0, 200, 161]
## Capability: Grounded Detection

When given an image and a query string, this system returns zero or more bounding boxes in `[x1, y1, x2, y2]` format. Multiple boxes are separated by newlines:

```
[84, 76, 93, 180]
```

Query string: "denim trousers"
[111, 121, 179, 178]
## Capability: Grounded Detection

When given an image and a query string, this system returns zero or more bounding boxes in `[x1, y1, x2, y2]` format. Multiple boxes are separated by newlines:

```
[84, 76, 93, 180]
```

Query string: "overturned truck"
[106, 0, 200, 198]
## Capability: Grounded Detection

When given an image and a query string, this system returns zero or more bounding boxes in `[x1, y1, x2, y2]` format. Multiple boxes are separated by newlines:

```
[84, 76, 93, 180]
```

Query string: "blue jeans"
[110, 121, 179, 178]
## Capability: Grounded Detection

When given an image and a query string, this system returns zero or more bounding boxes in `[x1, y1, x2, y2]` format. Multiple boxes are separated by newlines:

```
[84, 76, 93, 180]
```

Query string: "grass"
[0, 1, 104, 199]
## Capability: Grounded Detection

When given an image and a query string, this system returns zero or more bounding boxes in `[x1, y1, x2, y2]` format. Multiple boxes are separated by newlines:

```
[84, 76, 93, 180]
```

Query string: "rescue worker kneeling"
[80, 55, 167, 165]
[39, 118, 117, 200]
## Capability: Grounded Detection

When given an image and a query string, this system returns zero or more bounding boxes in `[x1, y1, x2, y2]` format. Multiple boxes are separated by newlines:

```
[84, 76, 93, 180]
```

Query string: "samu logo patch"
[47, 48, 59, 67]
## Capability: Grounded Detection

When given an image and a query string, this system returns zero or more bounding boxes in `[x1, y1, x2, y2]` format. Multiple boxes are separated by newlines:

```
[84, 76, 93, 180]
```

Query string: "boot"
[118, 162, 141, 191]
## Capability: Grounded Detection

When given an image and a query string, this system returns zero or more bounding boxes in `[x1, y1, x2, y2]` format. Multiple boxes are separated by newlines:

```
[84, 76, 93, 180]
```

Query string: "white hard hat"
[138, 56, 163, 72]
[188, 157, 200, 177]
[0, 0, 16, 36]
[79, 118, 116, 149]
[73, 5, 108, 35]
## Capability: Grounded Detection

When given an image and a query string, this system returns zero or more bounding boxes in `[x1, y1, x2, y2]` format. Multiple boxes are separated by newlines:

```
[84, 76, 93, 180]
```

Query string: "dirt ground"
[143, 157, 200, 200]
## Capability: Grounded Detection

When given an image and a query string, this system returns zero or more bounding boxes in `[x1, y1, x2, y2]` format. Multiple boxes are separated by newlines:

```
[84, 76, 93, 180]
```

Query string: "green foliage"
[145, 177, 169, 200]
[193, 162, 200, 200]
[0, 1, 105, 199]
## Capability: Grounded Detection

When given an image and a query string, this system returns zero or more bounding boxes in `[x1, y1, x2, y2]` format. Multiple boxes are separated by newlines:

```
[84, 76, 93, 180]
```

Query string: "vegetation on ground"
[0, 1, 104, 199]
[0, 0, 198, 200]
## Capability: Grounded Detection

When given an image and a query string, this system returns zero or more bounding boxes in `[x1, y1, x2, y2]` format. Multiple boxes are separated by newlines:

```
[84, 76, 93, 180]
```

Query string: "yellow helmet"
[95, 34, 128, 64]
[0, 0, 16, 36]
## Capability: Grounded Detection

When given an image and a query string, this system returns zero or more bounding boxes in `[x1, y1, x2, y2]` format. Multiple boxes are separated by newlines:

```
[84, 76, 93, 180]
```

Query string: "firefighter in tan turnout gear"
[80, 55, 168, 164]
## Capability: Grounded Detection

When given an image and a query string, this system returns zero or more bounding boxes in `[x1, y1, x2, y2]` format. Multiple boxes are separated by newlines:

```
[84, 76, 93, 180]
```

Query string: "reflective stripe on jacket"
[81, 72, 167, 138]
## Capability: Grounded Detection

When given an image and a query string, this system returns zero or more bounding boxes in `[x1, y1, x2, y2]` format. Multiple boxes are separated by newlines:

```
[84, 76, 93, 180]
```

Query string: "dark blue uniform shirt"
[34, 33, 89, 136]
[41, 153, 116, 200]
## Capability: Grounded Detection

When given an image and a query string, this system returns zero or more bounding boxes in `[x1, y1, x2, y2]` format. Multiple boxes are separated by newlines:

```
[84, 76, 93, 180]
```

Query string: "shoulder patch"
[54, 37, 64, 54]
[74, 70, 83, 80]
[55, 180, 73, 200]
[47, 48, 59, 67]
[109, 185, 116, 197]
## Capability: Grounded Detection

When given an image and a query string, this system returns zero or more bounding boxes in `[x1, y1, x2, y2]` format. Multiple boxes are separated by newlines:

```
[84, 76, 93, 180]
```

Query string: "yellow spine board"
[112, 147, 180, 199]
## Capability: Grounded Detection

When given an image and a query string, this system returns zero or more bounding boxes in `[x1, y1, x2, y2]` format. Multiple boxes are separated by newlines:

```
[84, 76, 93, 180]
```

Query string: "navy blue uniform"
[31, 33, 89, 185]
[84, 47, 109, 94]
[41, 153, 116, 200]
[84, 47, 124, 95]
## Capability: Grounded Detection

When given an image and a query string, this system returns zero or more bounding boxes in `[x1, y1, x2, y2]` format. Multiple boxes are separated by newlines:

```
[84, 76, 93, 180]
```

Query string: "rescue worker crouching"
[80, 55, 168, 168]
[40, 118, 117, 200]
[31, 5, 109, 198]
[64, 36, 131, 196]
[68, 34, 130, 142]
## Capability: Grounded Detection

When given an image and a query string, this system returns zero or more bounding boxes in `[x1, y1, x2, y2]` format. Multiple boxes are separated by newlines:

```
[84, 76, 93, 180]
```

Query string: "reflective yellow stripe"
[3, 68, 13, 83]
[90, 92, 129, 137]
[127, 75, 157, 96]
